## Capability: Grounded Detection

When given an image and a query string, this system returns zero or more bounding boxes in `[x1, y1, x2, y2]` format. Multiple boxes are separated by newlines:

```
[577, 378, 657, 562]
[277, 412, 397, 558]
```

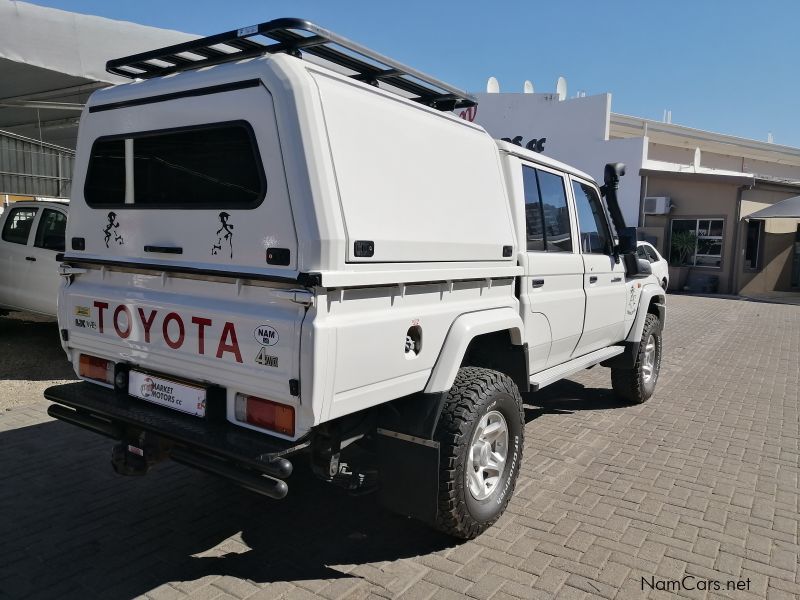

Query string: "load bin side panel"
[312, 71, 515, 264]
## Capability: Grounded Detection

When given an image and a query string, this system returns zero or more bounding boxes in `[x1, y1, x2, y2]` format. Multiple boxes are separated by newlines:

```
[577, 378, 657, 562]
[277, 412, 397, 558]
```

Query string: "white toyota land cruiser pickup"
[46, 19, 665, 539]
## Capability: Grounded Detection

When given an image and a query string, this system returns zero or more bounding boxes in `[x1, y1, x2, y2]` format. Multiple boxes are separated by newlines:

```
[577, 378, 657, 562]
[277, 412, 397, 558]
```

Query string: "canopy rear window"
[84, 121, 266, 209]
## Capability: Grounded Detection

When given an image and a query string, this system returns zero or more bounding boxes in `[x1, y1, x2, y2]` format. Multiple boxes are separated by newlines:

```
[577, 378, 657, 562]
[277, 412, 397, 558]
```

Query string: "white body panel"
[312, 70, 515, 263]
[0, 201, 67, 317]
[70, 77, 297, 276]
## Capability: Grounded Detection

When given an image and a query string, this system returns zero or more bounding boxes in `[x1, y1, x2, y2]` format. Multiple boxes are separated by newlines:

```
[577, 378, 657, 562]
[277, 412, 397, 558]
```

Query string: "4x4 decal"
[103, 212, 124, 248]
[212, 212, 234, 258]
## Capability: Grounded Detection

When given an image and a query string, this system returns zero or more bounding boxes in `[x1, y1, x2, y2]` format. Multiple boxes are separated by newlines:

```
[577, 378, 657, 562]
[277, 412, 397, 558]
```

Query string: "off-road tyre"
[611, 313, 662, 404]
[433, 367, 524, 539]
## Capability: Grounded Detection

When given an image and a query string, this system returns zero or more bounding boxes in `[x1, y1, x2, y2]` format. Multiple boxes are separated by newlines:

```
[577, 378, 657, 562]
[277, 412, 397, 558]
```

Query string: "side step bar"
[530, 346, 624, 391]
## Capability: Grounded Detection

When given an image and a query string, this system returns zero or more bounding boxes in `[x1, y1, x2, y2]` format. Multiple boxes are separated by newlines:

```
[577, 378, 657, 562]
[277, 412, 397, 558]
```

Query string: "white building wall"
[461, 92, 646, 227]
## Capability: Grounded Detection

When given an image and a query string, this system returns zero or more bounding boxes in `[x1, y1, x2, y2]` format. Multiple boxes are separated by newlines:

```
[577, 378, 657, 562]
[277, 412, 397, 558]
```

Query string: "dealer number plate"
[128, 370, 207, 417]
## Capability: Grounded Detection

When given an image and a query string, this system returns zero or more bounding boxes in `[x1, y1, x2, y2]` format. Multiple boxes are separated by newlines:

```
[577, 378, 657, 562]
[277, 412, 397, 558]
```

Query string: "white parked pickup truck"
[0, 200, 68, 317]
[45, 19, 665, 539]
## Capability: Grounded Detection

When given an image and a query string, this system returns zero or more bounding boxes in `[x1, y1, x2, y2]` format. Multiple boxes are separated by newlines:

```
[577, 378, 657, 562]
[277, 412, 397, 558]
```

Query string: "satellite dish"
[556, 76, 567, 101]
[523, 80, 534, 94]
[486, 76, 500, 93]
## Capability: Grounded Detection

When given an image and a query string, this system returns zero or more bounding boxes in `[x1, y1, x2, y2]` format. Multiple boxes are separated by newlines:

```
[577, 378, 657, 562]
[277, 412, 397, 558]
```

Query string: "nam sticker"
[255, 347, 278, 368]
[253, 324, 279, 347]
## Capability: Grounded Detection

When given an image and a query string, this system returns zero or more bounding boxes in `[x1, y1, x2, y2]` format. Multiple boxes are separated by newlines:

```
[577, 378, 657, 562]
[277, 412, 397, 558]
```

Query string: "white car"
[637, 241, 669, 290]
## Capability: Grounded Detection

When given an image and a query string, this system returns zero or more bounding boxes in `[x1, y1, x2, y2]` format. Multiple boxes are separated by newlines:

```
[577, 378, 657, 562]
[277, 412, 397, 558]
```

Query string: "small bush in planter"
[670, 231, 697, 266]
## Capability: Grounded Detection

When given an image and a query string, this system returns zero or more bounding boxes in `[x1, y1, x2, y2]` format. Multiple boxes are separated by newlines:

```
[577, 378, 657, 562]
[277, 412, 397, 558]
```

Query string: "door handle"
[589, 275, 598, 283]
[25, 256, 36, 262]
[531, 278, 545, 288]
[611, 276, 622, 282]
[144, 245, 183, 254]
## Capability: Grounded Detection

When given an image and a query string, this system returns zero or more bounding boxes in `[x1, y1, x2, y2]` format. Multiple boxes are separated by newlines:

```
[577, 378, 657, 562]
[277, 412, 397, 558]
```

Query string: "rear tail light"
[234, 393, 295, 437]
[79, 354, 114, 385]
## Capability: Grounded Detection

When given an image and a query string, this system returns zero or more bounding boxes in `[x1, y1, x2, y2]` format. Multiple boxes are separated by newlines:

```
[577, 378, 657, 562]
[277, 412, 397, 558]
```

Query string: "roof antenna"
[523, 80, 534, 94]
[486, 77, 500, 93]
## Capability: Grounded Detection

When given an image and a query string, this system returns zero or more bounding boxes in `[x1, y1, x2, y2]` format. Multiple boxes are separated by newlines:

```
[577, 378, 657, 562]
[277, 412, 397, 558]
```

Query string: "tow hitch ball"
[111, 432, 169, 476]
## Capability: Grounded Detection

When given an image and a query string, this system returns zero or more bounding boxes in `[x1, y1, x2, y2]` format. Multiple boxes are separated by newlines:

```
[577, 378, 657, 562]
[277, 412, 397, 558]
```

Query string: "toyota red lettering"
[89, 301, 242, 363]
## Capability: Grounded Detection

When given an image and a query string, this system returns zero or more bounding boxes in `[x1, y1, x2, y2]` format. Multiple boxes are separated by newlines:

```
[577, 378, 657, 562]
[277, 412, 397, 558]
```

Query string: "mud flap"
[376, 429, 440, 525]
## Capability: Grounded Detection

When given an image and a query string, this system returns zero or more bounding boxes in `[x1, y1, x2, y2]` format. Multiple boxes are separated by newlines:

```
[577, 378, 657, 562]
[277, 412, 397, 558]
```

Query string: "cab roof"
[495, 140, 596, 184]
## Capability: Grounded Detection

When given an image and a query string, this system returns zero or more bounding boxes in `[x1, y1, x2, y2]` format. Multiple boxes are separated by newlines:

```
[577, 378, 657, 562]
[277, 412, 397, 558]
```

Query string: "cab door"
[25, 207, 67, 316]
[0, 205, 39, 310]
[517, 162, 585, 372]
[571, 177, 627, 355]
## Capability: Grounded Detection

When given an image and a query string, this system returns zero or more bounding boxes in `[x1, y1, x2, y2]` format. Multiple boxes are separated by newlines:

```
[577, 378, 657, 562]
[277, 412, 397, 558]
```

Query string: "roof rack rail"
[106, 18, 477, 112]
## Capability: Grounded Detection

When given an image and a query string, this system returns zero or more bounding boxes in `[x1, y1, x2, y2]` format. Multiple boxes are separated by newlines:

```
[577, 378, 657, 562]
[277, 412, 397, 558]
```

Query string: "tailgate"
[60, 267, 307, 409]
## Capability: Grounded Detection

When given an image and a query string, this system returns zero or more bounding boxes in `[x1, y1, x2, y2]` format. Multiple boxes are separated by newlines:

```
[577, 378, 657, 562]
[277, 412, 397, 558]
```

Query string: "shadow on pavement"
[0, 314, 75, 382]
[522, 378, 630, 424]
[0, 418, 452, 599]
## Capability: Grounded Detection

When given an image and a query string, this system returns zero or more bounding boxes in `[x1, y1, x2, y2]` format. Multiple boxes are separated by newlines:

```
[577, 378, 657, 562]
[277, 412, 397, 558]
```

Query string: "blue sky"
[30, 0, 800, 147]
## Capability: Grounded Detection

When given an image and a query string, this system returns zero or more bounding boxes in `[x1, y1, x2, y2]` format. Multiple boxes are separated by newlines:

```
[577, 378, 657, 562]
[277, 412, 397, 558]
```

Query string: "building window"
[744, 220, 764, 270]
[670, 218, 724, 268]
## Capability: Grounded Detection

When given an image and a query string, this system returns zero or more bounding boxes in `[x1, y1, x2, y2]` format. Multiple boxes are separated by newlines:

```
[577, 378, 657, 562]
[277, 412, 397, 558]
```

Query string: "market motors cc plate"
[128, 370, 207, 417]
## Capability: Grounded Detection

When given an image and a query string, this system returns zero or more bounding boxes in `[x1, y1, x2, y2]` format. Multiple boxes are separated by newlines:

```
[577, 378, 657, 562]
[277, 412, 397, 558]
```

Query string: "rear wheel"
[611, 313, 662, 404]
[433, 367, 524, 539]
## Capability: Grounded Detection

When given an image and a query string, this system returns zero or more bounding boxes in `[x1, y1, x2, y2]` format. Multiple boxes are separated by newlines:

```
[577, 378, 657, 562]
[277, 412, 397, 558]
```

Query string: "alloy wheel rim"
[642, 334, 657, 383]
[467, 410, 509, 501]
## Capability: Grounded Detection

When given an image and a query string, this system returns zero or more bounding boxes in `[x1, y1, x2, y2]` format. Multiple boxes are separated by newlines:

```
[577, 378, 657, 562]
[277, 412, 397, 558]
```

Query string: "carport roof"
[747, 195, 800, 219]
[0, 1, 195, 148]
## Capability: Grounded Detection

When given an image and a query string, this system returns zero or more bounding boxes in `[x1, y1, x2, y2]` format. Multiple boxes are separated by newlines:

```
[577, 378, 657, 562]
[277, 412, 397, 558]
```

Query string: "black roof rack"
[106, 18, 477, 112]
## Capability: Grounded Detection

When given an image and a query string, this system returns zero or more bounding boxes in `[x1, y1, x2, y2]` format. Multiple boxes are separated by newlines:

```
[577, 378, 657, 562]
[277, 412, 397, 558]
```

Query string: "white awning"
[0, 1, 195, 148]
[747, 195, 800, 219]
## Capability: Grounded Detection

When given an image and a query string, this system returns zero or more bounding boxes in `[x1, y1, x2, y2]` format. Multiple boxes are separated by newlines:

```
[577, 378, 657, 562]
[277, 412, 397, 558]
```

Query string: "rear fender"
[424, 308, 524, 394]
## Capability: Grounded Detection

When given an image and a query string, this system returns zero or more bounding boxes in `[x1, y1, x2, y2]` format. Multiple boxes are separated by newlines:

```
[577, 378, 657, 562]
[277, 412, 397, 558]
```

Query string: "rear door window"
[84, 121, 266, 209]
[521, 165, 573, 253]
[34, 209, 67, 251]
[1, 207, 38, 245]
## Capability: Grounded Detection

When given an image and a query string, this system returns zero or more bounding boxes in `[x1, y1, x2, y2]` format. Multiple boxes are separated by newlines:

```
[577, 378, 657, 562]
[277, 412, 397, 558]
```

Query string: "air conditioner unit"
[643, 196, 672, 215]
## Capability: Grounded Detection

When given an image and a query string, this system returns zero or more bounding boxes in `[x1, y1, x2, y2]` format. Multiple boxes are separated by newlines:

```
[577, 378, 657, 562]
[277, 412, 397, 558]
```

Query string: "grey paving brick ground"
[0, 295, 798, 599]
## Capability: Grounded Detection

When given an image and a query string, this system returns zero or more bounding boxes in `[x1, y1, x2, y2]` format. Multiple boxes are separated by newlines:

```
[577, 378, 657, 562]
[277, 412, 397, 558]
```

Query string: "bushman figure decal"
[212, 212, 234, 258]
[103, 212, 124, 248]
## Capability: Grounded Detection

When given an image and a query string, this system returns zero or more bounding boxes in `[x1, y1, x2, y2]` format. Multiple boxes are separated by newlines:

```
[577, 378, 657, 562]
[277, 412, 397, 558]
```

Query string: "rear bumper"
[45, 382, 308, 498]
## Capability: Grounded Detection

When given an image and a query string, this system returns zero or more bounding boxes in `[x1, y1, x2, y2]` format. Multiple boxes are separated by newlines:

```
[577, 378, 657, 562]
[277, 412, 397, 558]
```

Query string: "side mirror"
[622, 253, 652, 278]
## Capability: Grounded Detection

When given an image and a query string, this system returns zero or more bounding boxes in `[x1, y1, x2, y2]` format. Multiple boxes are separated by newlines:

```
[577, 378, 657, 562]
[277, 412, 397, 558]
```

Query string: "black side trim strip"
[88, 79, 261, 113]
[57, 255, 320, 287]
